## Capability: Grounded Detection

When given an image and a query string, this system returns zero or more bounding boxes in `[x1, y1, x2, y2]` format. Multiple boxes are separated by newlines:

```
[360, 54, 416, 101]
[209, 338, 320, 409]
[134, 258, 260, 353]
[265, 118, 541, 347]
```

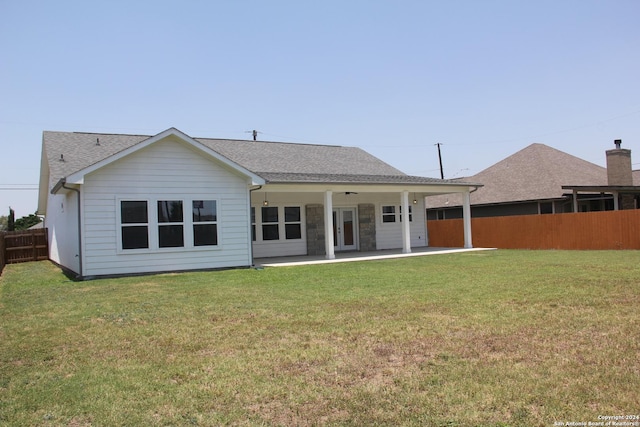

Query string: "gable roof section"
[39, 127, 480, 214]
[42, 128, 454, 189]
[428, 143, 608, 208]
[195, 137, 404, 177]
[62, 128, 264, 187]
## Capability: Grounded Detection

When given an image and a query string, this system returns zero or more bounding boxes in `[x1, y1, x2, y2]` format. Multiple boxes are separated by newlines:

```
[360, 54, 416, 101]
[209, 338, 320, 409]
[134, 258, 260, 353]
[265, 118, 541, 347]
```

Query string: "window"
[382, 205, 396, 223]
[251, 207, 256, 242]
[158, 200, 184, 248]
[193, 200, 218, 246]
[120, 198, 222, 251]
[284, 207, 302, 239]
[121, 201, 149, 249]
[261, 206, 279, 240]
[399, 205, 413, 222]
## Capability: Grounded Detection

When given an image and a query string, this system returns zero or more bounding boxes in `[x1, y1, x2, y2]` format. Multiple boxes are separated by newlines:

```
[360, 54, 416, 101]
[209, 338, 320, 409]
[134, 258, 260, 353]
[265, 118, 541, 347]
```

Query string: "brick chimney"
[606, 139, 633, 186]
[606, 139, 635, 209]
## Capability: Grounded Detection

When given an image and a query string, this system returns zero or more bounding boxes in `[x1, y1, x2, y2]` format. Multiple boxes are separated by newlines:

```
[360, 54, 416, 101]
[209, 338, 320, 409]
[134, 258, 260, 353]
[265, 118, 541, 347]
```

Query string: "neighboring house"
[38, 128, 480, 279]
[563, 140, 640, 211]
[426, 143, 627, 220]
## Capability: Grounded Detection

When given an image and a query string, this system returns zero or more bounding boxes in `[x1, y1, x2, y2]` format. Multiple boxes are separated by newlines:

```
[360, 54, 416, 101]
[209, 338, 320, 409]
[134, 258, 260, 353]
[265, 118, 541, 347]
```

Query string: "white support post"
[573, 190, 578, 213]
[612, 191, 619, 211]
[462, 191, 473, 249]
[324, 190, 335, 259]
[401, 190, 411, 253]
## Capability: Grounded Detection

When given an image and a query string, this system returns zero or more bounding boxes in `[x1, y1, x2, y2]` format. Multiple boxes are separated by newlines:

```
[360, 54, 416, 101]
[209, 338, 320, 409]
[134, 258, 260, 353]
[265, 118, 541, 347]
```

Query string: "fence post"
[0, 231, 5, 273]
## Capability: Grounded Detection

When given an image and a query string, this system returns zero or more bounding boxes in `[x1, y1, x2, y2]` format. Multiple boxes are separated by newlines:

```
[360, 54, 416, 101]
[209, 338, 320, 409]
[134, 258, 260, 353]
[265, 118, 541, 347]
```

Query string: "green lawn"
[1, 250, 639, 426]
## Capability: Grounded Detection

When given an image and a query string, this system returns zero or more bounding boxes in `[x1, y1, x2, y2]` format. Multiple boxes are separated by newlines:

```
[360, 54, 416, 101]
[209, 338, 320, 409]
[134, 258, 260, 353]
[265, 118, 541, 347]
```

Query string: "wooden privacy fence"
[0, 228, 49, 273]
[428, 210, 640, 250]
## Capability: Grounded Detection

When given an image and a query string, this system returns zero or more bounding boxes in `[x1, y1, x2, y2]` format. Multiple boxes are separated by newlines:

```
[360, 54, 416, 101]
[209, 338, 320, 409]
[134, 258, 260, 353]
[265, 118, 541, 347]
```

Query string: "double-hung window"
[192, 200, 218, 246]
[284, 207, 302, 239]
[261, 206, 279, 240]
[120, 198, 219, 251]
[251, 207, 256, 242]
[121, 201, 149, 249]
[382, 205, 413, 223]
[253, 205, 303, 242]
[399, 205, 413, 222]
[158, 200, 184, 248]
[382, 205, 396, 223]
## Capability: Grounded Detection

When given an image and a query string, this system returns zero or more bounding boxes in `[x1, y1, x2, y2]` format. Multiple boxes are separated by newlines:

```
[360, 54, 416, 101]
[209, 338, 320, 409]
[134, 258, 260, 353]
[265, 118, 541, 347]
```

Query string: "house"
[426, 142, 638, 220]
[562, 140, 640, 211]
[38, 128, 480, 279]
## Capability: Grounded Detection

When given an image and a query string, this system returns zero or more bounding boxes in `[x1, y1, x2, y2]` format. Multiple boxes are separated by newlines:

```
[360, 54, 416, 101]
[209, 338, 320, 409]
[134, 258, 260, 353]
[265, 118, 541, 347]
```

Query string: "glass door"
[333, 208, 357, 251]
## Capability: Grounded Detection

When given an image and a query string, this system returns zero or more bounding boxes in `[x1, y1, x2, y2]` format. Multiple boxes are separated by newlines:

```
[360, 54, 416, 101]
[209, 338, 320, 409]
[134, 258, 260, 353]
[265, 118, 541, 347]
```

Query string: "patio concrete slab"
[254, 247, 496, 267]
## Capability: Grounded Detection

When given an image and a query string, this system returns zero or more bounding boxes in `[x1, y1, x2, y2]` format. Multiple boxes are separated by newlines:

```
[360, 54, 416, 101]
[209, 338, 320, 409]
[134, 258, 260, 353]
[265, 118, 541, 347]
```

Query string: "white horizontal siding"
[249, 191, 428, 258]
[375, 197, 427, 250]
[45, 192, 81, 274]
[81, 137, 252, 277]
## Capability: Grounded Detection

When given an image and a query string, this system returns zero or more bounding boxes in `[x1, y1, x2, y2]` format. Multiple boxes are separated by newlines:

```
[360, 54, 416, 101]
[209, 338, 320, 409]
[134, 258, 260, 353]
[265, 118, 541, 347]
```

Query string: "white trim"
[401, 191, 411, 253]
[324, 191, 335, 259]
[116, 196, 222, 254]
[66, 128, 265, 186]
[463, 192, 473, 249]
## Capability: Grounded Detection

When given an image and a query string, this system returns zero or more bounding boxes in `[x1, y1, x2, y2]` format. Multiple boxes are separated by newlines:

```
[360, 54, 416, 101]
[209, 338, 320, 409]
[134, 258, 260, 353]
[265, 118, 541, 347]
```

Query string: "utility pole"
[435, 143, 444, 179]
[245, 130, 261, 141]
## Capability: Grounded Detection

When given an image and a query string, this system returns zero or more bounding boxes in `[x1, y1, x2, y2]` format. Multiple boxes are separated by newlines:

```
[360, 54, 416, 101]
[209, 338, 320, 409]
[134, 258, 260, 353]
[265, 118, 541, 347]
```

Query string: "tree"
[8, 208, 15, 231]
[15, 213, 42, 230]
[0, 215, 7, 231]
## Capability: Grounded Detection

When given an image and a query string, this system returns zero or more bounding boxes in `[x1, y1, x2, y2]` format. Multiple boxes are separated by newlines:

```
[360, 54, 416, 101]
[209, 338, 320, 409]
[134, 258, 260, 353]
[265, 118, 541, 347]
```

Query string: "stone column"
[357, 204, 376, 252]
[305, 204, 325, 255]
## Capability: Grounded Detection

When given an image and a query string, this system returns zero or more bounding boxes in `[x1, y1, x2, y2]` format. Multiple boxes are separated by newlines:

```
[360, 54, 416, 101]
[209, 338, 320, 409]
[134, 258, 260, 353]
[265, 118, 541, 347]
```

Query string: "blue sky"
[1, 0, 639, 217]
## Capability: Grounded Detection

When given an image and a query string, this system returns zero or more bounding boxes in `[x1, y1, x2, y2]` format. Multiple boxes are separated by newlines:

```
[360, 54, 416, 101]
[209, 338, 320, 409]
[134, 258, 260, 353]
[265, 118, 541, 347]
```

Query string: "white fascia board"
[260, 182, 480, 194]
[65, 127, 265, 186]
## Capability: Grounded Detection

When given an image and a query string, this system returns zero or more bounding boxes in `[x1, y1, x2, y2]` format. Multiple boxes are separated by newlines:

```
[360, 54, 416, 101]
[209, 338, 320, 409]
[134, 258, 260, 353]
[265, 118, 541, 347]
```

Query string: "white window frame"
[284, 206, 302, 240]
[399, 205, 413, 222]
[381, 205, 412, 224]
[381, 205, 397, 223]
[253, 205, 304, 242]
[117, 197, 221, 254]
[192, 199, 219, 247]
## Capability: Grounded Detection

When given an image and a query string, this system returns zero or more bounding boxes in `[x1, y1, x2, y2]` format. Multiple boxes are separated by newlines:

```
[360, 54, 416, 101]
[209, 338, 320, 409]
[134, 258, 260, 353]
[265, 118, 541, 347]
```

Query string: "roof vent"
[96, 137, 100, 146]
[59, 154, 65, 162]
[614, 139, 622, 149]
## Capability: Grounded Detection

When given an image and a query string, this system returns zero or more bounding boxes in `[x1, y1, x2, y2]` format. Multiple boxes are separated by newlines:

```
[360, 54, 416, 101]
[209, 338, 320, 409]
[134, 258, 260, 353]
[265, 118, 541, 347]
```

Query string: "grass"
[0, 250, 639, 426]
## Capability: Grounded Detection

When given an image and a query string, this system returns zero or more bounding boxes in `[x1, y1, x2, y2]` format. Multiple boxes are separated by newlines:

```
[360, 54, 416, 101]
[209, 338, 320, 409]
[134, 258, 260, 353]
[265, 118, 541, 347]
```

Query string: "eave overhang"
[562, 185, 640, 193]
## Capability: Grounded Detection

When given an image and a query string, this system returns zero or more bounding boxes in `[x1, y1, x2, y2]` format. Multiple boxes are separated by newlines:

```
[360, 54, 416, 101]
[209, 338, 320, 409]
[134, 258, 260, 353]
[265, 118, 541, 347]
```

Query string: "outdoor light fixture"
[263, 193, 269, 206]
[413, 193, 418, 204]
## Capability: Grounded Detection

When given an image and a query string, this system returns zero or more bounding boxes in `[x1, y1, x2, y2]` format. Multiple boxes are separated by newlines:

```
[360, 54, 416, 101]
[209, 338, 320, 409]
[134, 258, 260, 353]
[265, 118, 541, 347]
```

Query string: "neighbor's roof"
[428, 143, 608, 208]
[41, 129, 470, 191]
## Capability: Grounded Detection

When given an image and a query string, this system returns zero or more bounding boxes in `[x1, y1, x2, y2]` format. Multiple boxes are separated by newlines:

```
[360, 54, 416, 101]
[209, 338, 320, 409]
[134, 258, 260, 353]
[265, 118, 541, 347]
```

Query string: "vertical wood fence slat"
[0, 228, 49, 274]
[428, 210, 640, 249]
[0, 229, 5, 272]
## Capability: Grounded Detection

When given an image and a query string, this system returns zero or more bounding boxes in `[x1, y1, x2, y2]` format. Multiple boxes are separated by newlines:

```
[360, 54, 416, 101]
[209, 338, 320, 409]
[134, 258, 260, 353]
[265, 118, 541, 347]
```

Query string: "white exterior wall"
[80, 137, 252, 277]
[45, 190, 81, 274]
[251, 191, 428, 258]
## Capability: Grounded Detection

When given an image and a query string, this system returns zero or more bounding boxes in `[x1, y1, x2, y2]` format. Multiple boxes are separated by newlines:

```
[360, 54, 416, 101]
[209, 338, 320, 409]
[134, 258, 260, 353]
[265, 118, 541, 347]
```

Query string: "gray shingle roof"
[43, 131, 149, 190]
[428, 143, 608, 208]
[44, 130, 460, 191]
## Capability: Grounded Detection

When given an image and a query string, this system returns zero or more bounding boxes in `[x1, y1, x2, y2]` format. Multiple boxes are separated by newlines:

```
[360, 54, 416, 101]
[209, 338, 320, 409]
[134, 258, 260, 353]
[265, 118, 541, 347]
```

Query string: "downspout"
[62, 181, 82, 279]
[248, 185, 262, 266]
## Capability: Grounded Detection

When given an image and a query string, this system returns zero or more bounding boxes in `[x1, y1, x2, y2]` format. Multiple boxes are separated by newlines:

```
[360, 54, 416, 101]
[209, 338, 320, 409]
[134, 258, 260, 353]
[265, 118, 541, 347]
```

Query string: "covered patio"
[254, 246, 496, 267]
